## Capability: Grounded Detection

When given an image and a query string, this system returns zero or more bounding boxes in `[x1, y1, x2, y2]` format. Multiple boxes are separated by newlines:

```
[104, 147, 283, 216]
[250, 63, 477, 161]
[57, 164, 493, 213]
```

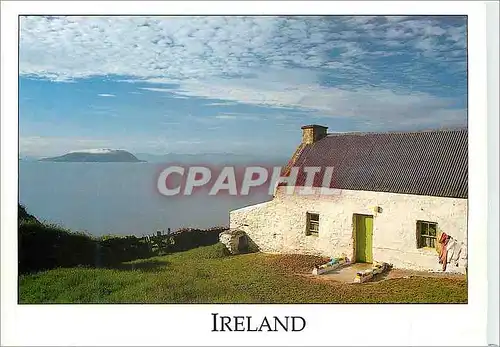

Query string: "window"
[306, 213, 319, 236]
[417, 221, 438, 248]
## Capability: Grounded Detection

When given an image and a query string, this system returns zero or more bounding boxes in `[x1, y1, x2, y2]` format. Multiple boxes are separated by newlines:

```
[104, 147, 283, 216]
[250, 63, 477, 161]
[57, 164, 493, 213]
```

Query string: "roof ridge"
[326, 128, 467, 137]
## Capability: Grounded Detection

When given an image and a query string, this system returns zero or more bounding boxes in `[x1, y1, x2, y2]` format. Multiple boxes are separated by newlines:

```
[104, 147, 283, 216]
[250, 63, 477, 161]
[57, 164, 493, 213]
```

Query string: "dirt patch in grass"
[385, 268, 465, 280]
[263, 253, 330, 274]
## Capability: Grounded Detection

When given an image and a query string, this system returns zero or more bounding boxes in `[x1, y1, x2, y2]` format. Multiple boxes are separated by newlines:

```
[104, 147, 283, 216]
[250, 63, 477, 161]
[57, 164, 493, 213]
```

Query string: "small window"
[306, 213, 319, 236]
[417, 220, 437, 248]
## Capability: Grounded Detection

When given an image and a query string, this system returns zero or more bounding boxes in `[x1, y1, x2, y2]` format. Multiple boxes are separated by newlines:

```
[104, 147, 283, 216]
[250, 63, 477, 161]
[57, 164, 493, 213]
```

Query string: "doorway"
[354, 214, 373, 263]
[237, 235, 248, 253]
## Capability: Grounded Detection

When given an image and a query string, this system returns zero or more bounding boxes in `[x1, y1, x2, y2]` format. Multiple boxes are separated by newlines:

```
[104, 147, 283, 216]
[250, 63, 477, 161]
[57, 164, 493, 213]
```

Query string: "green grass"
[19, 243, 467, 304]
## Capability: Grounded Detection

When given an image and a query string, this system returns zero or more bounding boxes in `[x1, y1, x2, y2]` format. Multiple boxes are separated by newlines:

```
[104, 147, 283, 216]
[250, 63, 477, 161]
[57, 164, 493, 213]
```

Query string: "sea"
[19, 161, 273, 236]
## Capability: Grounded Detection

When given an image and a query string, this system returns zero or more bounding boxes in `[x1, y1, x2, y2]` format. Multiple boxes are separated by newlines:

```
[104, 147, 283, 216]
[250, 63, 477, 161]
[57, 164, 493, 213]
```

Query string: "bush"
[98, 235, 152, 266]
[18, 220, 96, 273]
[18, 204, 39, 223]
[167, 228, 224, 252]
[18, 221, 156, 274]
[18, 205, 228, 274]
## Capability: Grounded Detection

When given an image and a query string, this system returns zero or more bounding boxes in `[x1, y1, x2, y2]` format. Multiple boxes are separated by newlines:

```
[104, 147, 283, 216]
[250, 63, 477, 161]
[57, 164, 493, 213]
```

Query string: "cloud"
[97, 93, 116, 97]
[140, 87, 172, 93]
[19, 16, 467, 129]
[20, 136, 113, 157]
[175, 140, 203, 145]
[215, 115, 237, 120]
[140, 87, 188, 98]
[205, 101, 240, 106]
[20, 16, 466, 83]
[141, 75, 464, 128]
[19, 135, 206, 157]
[215, 113, 263, 121]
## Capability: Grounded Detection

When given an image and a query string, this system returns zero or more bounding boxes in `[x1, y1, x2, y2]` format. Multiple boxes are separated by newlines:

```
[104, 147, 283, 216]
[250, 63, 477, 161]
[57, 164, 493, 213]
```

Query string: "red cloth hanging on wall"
[438, 233, 450, 271]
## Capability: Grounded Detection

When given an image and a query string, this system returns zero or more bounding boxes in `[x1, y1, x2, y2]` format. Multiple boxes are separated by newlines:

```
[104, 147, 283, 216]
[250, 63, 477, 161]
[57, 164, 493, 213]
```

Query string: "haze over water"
[19, 161, 271, 236]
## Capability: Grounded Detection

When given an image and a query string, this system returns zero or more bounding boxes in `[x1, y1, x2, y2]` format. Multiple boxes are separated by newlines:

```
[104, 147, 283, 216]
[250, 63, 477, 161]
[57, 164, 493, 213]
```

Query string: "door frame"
[352, 213, 374, 263]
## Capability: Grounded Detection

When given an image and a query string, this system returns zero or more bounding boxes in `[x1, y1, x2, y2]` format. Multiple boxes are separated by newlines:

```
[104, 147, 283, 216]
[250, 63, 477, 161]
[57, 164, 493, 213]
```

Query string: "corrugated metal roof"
[291, 129, 468, 198]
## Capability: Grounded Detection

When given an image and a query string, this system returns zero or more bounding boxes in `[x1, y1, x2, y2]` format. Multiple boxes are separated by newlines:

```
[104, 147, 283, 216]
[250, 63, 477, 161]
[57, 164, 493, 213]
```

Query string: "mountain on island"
[39, 149, 145, 162]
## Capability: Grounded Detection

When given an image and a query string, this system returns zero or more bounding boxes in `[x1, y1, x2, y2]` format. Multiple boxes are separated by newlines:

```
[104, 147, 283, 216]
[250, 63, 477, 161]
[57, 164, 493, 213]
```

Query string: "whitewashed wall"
[230, 186, 468, 273]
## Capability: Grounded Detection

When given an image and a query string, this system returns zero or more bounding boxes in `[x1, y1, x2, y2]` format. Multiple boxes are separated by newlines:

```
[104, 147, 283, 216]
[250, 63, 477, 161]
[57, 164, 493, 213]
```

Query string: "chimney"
[301, 125, 328, 144]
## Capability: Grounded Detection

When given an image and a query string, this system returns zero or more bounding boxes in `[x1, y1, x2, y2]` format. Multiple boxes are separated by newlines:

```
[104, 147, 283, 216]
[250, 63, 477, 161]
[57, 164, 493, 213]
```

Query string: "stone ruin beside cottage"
[219, 229, 251, 254]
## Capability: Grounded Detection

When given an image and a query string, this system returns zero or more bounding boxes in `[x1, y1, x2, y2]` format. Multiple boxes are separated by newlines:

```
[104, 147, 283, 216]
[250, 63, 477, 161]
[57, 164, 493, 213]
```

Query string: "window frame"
[306, 212, 320, 236]
[416, 220, 438, 249]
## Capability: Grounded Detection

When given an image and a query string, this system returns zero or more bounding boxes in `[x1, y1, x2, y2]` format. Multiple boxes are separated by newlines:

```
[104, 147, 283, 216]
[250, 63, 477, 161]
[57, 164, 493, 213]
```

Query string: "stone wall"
[230, 187, 468, 273]
[219, 229, 245, 254]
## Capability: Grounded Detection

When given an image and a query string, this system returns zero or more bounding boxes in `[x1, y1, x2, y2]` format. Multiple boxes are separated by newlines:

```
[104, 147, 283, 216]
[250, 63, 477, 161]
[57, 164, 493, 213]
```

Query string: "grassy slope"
[19, 243, 467, 304]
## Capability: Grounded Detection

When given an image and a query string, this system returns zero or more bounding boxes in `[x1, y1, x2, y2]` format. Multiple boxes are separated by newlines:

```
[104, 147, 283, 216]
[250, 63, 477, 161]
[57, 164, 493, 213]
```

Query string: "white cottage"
[229, 125, 468, 274]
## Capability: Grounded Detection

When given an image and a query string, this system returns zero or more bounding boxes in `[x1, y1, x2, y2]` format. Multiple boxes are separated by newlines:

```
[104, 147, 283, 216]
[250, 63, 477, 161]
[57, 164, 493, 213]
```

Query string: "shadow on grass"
[103, 260, 170, 272]
[369, 271, 392, 283]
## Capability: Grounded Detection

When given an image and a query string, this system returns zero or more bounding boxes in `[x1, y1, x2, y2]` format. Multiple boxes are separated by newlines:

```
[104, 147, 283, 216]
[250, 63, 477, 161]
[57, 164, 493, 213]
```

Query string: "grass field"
[19, 243, 467, 304]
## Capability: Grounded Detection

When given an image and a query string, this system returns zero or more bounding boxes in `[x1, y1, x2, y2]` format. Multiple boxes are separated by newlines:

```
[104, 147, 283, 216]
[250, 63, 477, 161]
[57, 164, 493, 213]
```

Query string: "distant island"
[39, 149, 145, 162]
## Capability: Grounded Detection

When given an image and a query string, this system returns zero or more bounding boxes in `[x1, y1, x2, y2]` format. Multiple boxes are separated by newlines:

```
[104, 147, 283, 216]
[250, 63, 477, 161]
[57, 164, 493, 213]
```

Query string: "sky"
[19, 15, 467, 158]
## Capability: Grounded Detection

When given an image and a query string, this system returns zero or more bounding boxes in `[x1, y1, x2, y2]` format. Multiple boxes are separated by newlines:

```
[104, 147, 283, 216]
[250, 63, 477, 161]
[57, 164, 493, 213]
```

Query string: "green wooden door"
[355, 215, 373, 263]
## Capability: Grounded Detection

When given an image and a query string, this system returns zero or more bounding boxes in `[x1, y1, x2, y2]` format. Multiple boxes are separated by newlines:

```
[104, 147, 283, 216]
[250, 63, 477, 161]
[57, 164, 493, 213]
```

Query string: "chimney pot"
[301, 124, 328, 144]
